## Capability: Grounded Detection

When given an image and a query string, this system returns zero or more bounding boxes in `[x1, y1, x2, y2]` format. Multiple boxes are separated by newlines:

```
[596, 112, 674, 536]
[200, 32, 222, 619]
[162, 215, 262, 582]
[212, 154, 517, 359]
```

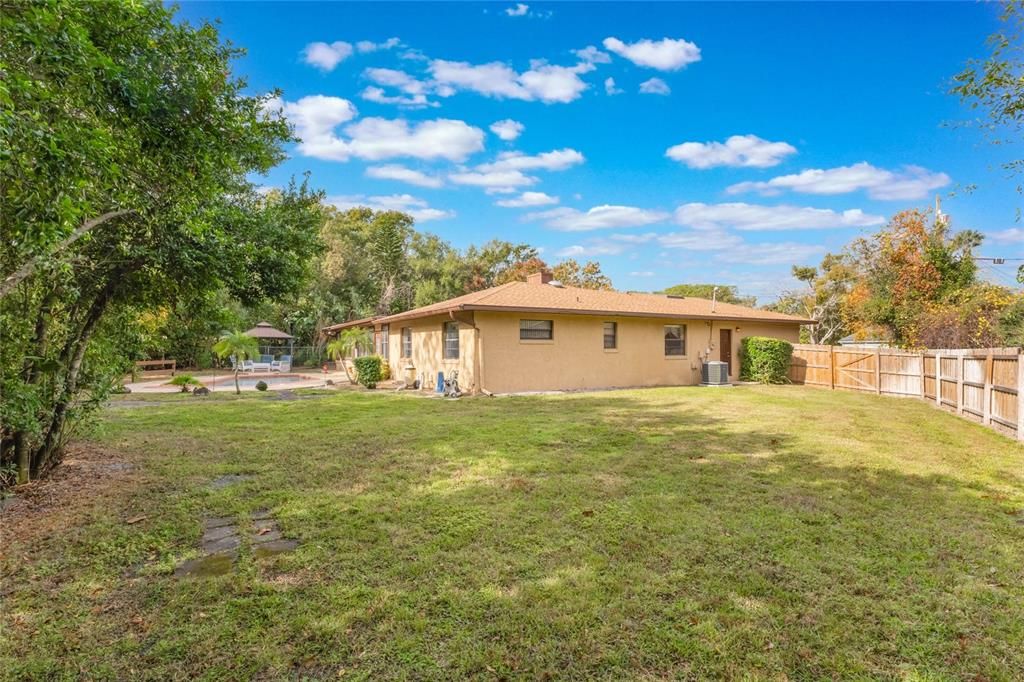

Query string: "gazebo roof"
[244, 321, 293, 340]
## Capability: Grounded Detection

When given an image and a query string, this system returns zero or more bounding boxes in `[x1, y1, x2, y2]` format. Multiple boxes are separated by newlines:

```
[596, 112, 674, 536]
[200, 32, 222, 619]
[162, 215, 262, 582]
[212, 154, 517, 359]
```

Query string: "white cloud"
[365, 164, 443, 188]
[989, 228, 1024, 244]
[609, 232, 657, 244]
[303, 41, 354, 72]
[658, 230, 743, 251]
[479, 148, 585, 172]
[557, 232, 660, 258]
[506, 3, 529, 16]
[451, 148, 584, 194]
[716, 242, 827, 265]
[344, 118, 485, 161]
[629, 271, 656, 277]
[657, 230, 825, 265]
[639, 77, 671, 95]
[449, 169, 537, 192]
[727, 162, 951, 201]
[328, 193, 454, 222]
[557, 241, 629, 258]
[428, 58, 594, 103]
[281, 95, 484, 162]
[528, 205, 671, 231]
[674, 202, 885, 231]
[603, 36, 701, 71]
[574, 45, 612, 64]
[495, 191, 559, 208]
[362, 68, 438, 108]
[490, 119, 525, 141]
[364, 68, 429, 92]
[360, 86, 436, 108]
[604, 77, 623, 95]
[356, 38, 400, 53]
[666, 134, 797, 169]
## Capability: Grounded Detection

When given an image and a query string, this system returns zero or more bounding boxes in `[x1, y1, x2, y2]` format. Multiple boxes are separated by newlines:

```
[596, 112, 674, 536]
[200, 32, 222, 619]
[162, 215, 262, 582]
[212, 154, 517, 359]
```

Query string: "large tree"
[659, 284, 756, 307]
[0, 1, 323, 483]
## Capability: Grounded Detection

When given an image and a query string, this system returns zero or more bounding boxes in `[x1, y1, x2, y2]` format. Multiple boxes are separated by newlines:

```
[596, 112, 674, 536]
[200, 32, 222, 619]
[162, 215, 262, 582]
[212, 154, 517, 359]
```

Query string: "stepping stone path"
[251, 509, 299, 557]
[208, 474, 251, 490]
[174, 509, 298, 578]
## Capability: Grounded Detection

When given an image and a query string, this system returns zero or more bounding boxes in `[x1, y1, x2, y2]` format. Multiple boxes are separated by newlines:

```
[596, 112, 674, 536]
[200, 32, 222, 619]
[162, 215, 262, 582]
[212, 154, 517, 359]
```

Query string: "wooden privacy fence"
[788, 344, 1024, 440]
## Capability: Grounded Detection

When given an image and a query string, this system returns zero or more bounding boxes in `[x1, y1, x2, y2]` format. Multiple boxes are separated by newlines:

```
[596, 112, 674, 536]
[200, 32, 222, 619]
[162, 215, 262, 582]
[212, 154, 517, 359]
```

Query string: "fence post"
[874, 348, 882, 394]
[935, 354, 942, 407]
[829, 345, 835, 391]
[983, 352, 993, 426]
[956, 352, 965, 415]
[1017, 351, 1024, 441]
[919, 350, 926, 400]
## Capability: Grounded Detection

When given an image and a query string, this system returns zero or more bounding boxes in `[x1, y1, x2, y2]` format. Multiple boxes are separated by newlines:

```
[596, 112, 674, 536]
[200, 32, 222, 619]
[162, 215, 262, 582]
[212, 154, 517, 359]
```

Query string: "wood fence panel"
[789, 345, 1022, 441]
[923, 354, 937, 400]
[833, 349, 878, 392]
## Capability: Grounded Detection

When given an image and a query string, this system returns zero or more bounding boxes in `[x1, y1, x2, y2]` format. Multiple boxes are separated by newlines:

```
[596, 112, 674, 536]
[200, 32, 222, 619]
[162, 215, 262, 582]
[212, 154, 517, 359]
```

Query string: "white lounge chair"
[271, 355, 292, 373]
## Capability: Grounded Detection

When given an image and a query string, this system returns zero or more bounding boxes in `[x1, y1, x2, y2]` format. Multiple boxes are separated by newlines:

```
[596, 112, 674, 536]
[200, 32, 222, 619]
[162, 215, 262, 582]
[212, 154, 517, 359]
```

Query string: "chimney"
[526, 270, 554, 285]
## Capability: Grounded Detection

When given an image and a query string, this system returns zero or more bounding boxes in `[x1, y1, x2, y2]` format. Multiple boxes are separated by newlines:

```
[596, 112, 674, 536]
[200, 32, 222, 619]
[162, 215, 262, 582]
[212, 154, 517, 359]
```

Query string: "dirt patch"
[0, 443, 141, 549]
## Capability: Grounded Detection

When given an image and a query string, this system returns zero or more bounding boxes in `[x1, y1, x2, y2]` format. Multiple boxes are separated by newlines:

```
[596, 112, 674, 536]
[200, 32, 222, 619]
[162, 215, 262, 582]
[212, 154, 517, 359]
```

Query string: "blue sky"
[176, 1, 1021, 301]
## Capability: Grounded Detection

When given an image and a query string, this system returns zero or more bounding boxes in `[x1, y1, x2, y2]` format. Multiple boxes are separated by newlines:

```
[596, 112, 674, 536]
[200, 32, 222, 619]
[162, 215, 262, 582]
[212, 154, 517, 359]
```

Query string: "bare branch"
[0, 209, 134, 299]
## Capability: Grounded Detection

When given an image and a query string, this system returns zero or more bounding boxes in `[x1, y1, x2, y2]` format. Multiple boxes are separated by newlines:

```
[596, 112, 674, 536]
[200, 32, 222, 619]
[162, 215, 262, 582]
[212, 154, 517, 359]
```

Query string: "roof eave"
[373, 303, 812, 326]
[464, 305, 814, 325]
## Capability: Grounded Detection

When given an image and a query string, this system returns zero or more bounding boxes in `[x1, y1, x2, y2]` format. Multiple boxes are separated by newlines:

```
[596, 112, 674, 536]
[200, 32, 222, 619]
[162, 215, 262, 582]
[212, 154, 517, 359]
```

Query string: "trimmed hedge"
[739, 336, 793, 384]
[353, 355, 383, 389]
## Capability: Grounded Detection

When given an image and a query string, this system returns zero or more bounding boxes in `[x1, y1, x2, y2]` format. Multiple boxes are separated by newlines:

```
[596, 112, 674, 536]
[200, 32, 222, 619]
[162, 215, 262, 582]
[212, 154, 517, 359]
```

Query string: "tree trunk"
[31, 285, 114, 475]
[339, 355, 353, 383]
[234, 368, 240, 395]
[15, 432, 29, 485]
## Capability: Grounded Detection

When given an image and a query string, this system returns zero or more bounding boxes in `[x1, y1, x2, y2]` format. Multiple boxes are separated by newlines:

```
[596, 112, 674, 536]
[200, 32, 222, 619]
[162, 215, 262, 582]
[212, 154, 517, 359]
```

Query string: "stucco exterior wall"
[378, 314, 480, 392]
[373, 311, 799, 394]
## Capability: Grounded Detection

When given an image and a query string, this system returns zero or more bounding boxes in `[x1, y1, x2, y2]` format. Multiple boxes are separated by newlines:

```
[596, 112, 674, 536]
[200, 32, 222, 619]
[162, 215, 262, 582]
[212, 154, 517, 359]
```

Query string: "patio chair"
[241, 359, 255, 373]
[271, 355, 292, 373]
[251, 354, 273, 372]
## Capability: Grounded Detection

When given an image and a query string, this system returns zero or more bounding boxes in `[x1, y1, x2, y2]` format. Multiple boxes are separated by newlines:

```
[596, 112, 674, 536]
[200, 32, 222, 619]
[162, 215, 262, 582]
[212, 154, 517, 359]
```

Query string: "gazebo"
[244, 321, 294, 356]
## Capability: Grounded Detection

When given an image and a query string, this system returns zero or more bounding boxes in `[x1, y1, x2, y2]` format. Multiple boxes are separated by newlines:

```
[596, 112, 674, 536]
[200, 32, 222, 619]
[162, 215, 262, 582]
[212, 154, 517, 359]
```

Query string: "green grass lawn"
[3, 386, 1024, 680]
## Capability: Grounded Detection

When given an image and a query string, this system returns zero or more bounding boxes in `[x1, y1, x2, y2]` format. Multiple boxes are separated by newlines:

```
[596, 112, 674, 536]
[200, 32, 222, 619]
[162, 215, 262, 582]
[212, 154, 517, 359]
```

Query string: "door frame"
[719, 328, 733, 377]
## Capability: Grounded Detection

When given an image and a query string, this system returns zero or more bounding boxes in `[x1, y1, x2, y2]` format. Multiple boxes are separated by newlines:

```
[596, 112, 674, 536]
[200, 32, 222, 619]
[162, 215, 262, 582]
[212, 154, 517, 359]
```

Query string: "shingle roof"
[360, 282, 814, 326]
[244, 322, 293, 339]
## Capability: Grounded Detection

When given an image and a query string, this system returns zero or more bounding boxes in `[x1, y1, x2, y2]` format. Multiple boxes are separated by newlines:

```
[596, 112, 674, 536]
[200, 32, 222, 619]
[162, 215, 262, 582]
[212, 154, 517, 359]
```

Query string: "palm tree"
[326, 328, 372, 383]
[212, 331, 260, 395]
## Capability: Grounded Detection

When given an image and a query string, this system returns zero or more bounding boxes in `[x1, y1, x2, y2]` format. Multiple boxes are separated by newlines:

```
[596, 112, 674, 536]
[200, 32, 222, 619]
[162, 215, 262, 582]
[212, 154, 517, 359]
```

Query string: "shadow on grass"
[6, 387, 1024, 679]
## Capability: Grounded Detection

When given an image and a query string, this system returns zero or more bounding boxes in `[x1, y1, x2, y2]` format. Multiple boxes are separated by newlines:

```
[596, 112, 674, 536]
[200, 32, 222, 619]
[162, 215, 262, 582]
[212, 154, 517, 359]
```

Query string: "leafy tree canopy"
[1, 0, 323, 482]
[659, 284, 756, 307]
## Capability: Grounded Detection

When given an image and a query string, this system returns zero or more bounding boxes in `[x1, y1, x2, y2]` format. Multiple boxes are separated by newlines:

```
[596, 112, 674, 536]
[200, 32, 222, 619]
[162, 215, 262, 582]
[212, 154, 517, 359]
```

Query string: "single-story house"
[324, 271, 813, 394]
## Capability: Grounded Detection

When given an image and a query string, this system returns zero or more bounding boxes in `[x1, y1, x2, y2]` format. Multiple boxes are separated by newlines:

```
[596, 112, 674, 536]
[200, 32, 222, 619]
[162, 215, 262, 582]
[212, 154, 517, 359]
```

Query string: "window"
[520, 319, 554, 340]
[443, 321, 459, 359]
[603, 322, 617, 349]
[379, 324, 389, 358]
[401, 327, 412, 358]
[664, 325, 685, 356]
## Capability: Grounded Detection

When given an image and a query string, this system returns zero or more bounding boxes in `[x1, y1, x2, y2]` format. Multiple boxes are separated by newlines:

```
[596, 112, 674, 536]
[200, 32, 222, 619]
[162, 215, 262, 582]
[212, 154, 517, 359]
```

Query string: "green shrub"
[353, 356, 383, 389]
[169, 374, 203, 393]
[739, 337, 793, 384]
[255, 380, 268, 391]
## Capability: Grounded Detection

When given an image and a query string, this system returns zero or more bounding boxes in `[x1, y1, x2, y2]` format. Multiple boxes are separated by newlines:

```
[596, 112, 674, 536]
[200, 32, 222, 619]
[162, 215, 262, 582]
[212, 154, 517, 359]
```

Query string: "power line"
[974, 256, 1024, 264]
